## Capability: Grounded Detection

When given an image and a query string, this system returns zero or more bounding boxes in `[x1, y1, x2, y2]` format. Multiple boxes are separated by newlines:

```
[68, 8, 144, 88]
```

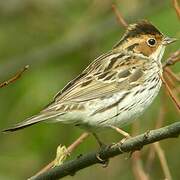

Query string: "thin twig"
[164, 67, 180, 83]
[165, 77, 180, 101]
[163, 72, 180, 102]
[132, 122, 149, 180]
[172, 0, 180, 19]
[31, 132, 89, 179]
[132, 151, 149, 180]
[163, 50, 180, 68]
[161, 51, 180, 111]
[160, 75, 180, 111]
[146, 145, 156, 174]
[67, 133, 90, 154]
[153, 142, 172, 180]
[162, 50, 180, 100]
[145, 94, 167, 173]
[163, 71, 176, 89]
[30, 122, 180, 180]
[0, 65, 29, 88]
[112, 4, 128, 28]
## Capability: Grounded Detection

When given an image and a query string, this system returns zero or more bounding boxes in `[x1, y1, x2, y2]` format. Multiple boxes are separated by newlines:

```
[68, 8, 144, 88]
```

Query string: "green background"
[0, 0, 179, 179]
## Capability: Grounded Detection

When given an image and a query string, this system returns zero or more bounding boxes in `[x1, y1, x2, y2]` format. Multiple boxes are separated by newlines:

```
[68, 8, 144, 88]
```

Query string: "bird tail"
[2, 111, 64, 133]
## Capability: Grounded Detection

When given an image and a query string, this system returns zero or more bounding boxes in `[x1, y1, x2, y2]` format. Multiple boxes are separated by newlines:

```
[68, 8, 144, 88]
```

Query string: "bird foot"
[116, 135, 132, 153]
[96, 152, 109, 168]
[53, 145, 70, 167]
[96, 144, 111, 167]
[119, 134, 131, 144]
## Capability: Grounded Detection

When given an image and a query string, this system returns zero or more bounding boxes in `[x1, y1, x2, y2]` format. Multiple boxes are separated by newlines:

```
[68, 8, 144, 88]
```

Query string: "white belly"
[57, 75, 162, 131]
[86, 79, 161, 128]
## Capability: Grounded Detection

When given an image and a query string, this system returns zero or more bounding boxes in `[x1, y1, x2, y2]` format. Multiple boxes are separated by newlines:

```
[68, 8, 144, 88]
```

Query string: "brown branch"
[132, 151, 149, 180]
[172, 0, 180, 19]
[67, 133, 90, 154]
[146, 144, 156, 174]
[30, 122, 180, 180]
[112, 4, 128, 28]
[153, 142, 172, 180]
[164, 67, 180, 83]
[163, 71, 177, 90]
[31, 132, 89, 179]
[160, 75, 180, 111]
[160, 50, 180, 112]
[163, 71, 180, 103]
[131, 122, 149, 180]
[0, 65, 29, 88]
[163, 50, 180, 68]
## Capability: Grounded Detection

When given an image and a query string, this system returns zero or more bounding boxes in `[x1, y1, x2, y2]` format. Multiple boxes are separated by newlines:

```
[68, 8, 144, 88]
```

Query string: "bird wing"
[47, 51, 145, 107]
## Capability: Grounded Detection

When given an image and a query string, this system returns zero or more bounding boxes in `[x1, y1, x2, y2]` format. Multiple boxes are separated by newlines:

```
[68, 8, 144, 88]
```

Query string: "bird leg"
[107, 125, 132, 154]
[92, 133, 109, 167]
[92, 133, 106, 148]
[108, 125, 131, 144]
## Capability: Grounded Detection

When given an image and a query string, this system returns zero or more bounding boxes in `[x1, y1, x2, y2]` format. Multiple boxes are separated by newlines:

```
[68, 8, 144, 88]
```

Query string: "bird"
[2, 20, 176, 143]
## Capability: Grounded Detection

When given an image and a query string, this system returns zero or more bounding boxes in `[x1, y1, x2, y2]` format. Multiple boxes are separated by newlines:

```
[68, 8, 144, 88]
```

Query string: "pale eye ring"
[147, 38, 156, 47]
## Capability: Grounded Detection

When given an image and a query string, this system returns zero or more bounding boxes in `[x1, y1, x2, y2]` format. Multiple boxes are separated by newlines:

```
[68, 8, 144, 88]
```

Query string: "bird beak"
[162, 37, 177, 45]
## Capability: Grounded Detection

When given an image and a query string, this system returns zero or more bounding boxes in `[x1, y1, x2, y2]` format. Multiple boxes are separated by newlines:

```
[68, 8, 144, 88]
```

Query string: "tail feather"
[2, 120, 40, 132]
[2, 112, 64, 133]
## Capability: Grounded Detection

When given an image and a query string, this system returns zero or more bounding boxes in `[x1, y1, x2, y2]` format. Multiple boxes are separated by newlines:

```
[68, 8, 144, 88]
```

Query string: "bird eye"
[147, 38, 156, 47]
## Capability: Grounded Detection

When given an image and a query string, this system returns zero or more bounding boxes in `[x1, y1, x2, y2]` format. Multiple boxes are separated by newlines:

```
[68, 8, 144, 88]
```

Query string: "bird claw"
[96, 153, 109, 168]
[95, 143, 110, 167]
[53, 145, 70, 167]
[116, 135, 131, 153]
[119, 134, 131, 144]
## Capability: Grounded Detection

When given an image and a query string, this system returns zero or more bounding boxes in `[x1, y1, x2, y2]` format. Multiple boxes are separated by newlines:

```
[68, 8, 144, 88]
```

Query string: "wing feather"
[44, 51, 145, 113]
[53, 52, 143, 103]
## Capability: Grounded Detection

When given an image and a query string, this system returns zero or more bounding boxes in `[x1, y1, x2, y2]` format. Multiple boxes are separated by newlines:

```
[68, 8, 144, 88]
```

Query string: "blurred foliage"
[0, 0, 179, 179]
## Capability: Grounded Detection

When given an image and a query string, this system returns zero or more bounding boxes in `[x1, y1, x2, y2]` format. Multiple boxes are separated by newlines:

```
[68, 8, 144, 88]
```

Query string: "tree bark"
[30, 121, 180, 180]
